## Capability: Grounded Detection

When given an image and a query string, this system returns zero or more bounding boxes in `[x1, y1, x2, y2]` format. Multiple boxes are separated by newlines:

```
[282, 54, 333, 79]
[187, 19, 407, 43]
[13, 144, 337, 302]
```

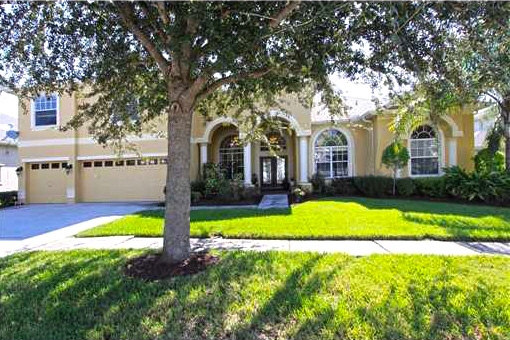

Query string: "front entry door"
[260, 156, 287, 187]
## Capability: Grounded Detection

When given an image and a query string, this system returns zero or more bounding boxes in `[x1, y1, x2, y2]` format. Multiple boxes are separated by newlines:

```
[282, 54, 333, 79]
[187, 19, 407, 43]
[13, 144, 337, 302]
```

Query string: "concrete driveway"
[0, 202, 155, 240]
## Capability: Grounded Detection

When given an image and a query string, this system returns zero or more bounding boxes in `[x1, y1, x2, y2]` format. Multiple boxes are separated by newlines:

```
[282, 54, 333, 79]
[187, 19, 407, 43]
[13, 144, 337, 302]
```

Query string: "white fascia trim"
[22, 156, 70, 163]
[76, 153, 167, 161]
[19, 134, 165, 148]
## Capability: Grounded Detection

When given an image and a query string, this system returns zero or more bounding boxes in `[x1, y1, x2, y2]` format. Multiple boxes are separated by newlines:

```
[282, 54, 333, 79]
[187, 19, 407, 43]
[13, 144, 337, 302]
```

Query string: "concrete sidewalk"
[3, 235, 510, 257]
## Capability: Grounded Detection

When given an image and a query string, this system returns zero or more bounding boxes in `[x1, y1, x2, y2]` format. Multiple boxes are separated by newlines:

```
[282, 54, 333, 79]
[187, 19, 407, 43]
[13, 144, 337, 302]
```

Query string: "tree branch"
[155, 2, 169, 25]
[269, 1, 301, 29]
[195, 68, 272, 104]
[115, 3, 169, 75]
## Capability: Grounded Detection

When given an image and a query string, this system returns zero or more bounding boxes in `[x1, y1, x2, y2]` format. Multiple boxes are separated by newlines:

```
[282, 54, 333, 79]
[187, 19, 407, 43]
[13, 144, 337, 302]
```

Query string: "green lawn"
[0, 250, 509, 340]
[78, 197, 510, 241]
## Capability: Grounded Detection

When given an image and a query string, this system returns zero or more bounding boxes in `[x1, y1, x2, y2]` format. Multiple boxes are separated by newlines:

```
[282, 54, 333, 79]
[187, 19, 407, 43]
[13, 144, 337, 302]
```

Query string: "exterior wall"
[0, 144, 18, 192]
[17, 90, 476, 203]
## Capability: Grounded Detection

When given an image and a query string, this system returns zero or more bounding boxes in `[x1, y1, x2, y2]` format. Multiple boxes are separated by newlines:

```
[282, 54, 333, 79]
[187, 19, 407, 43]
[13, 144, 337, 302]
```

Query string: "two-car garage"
[78, 157, 167, 202]
[25, 157, 167, 203]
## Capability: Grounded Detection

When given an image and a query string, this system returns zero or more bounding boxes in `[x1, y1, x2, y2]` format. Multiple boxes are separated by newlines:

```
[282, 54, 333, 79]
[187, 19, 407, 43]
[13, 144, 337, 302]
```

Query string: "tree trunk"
[392, 169, 397, 196]
[504, 109, 510, 173]
[161, 96, 193, 264]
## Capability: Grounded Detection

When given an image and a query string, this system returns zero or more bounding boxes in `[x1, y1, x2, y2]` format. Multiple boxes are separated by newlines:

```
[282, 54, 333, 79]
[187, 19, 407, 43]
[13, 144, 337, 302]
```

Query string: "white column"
[200, 143, 208, 173]
[299, 136, 308, 183]
[448, 138, 457, 167]
[243, 142, 252, 186]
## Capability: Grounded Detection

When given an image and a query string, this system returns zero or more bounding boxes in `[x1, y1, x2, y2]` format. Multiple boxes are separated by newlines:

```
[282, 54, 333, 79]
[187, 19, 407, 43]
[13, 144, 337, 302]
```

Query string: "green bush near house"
[0, 191, 17, 208]
[1, 250, 509, 340]
[353, 176, 394, 197]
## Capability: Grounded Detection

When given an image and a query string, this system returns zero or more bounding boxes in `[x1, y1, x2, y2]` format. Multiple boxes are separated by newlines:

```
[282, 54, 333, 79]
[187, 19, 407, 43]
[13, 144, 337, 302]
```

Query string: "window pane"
[104, 161, 114, 167]
[316, 163, 330, 178]
[41, 163, 50, 169]
[126, 160, 135, 166]
[115, 160, 124, 166]
[94, 161, 103, 167]
[51, 163, 60, 169]
[31, 164, 40, 170]
[411, 158, 439, 175]
[332, 162, 349, 177]
[83, 162, 92, 168]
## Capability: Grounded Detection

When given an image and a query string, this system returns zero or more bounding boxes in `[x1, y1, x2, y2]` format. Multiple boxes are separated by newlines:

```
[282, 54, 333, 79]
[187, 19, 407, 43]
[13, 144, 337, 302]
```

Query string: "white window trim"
[31, 94, 60, 131]
[312, 127, 354, 178]
[408, 125, 446, 178]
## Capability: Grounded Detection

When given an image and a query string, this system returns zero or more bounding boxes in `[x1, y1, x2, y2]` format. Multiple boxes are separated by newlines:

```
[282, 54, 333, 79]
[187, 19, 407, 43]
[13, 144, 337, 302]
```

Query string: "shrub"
[474, 148, 505, 174]
[353, 176, 393, 197]
[190, 180, 206, 195]
[331, 177, 359, 196]
[443, 166, 510, 203]
[381, 141, 410, 195]
[310, 173, 326, 194]
[190, 191, 202, 204]
[396, 178, 416, 196]
[413, 177, 447, 198]
[0, 191, 17, 208]
[292, 187, 306, 203]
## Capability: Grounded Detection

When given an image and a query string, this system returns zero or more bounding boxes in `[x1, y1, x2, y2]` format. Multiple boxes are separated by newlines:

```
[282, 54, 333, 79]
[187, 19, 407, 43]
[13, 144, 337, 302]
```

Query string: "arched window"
[219, 135, 244, 179]
[314, 129, 350, 178]
[410, 125, 440, 175]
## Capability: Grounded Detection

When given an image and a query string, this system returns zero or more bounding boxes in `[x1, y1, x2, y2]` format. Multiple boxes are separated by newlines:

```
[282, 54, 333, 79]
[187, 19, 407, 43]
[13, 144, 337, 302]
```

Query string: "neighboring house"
[17, 92, 474, 204]
[474, 105, 498, 151]
[0, 90, 19, 192]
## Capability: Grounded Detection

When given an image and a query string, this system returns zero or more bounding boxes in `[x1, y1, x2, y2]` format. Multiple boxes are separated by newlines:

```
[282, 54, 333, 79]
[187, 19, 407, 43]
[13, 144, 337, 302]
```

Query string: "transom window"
[219, 135, 244, 180]
[260, 132, 286, 152]
[33, 95, 58, 126]
[410, 125, 440, 176]
[314, 129, 350, 178]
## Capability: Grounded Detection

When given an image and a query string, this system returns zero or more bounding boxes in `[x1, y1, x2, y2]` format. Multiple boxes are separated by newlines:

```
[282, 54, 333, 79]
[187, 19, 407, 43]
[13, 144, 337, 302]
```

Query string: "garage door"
[28, 162, 68, 203]
[78, 157, 167, 202]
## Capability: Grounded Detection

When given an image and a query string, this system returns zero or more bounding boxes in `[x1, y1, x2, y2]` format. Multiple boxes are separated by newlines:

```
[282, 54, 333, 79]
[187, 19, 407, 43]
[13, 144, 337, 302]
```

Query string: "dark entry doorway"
[260, 156, 287, 188]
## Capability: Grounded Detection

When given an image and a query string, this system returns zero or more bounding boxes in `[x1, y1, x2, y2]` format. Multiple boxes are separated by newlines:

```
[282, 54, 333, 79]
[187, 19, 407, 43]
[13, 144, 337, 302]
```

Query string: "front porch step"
[258, 194, 289, 209]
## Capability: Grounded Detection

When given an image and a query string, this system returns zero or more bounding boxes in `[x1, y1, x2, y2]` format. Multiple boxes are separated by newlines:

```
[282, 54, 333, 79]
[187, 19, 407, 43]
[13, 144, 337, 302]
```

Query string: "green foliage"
[381, 141, 410, 171]
[413, 177, 447, 198]
[190, 180, 206, 195]
[443, 166, 510, 203]
[0, 191, 17, 208]
[80, 197, 510, 241]
[331, 178, 359, 196]
[396, 178, 416, 197]
[353, 176, 394, 197]
[474, 148, 505, 174]
[310, 173, 327, 194]
[190, 191, 202, 204]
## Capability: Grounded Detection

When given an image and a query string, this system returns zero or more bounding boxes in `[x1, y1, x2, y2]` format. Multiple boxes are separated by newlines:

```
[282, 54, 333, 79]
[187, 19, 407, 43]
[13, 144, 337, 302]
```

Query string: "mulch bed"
[124, 252, 220, 281]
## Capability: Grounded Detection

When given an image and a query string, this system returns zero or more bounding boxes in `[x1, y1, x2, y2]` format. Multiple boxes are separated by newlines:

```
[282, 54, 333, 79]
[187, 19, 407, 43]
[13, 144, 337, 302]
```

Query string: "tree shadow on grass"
[318, 197, 510, 240]
[133, 207, 292, 223]
[356, 265, 507, 340]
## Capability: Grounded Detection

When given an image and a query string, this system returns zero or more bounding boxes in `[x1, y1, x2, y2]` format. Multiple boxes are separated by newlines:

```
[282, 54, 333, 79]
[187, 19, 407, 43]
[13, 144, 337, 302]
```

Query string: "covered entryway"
[260, 156, 287, 188]
[27, 162, 68, 203]
[78, 157, 166, 202]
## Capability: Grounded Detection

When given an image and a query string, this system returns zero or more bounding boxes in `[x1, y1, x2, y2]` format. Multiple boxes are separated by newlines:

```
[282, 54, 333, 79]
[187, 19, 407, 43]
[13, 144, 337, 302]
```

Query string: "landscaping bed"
[78, 197, 510, 241]
[1, 250, 509, 340]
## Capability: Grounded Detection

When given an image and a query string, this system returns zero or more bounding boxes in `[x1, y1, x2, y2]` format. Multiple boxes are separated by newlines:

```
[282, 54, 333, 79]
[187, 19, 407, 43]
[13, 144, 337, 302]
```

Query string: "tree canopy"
[2, 1, 503, 262]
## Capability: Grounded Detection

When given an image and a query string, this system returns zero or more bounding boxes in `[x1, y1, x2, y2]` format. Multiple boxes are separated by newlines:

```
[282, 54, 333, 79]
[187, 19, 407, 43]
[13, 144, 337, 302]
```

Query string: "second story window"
[33, 95, 58, 127]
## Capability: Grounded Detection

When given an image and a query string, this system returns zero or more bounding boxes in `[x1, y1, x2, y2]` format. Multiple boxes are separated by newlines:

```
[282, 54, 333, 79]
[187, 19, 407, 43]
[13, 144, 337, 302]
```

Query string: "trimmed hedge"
[0, 191, 17, 208]
[309, 171, 510, 206]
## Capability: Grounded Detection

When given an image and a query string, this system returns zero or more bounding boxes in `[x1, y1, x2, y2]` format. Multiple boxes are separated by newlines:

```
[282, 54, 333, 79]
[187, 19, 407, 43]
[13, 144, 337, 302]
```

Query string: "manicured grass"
[78, 197, 510, 241]
[0, 250, 509, 340]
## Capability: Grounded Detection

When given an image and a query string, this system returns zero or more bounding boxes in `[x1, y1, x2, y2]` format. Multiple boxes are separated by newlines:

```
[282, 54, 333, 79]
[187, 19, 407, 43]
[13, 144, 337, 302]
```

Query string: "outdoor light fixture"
[15, 166, 23, 176]
[64, 163, 73, 175]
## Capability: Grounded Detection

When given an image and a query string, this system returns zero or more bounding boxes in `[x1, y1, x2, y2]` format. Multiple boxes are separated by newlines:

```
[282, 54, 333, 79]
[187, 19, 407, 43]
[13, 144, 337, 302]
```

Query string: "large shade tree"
[0, 1, 475, 263]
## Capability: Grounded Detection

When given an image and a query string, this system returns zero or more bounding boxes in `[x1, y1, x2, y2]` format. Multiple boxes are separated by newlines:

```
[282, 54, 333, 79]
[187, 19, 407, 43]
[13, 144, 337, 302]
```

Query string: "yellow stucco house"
[17, 93, 474, 204]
